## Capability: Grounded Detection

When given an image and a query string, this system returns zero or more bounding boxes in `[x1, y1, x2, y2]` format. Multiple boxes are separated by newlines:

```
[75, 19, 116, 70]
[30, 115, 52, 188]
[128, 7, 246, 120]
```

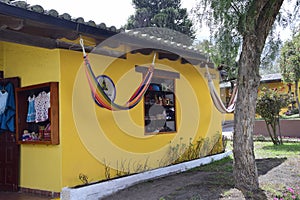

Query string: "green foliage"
[193, 1, 299, 79]
[192, 0, 246, 80]
[280, 33, 300, 83]
[280, 32, 300, 116]
[256, 87, 291, 145]
[125, 0, 195, 45]
[193, 0, 299, 194]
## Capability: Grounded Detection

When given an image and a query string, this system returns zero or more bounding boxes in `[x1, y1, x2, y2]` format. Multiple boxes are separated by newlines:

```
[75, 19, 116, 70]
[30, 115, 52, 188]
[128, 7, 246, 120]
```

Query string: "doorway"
[0, 77, 20, 192]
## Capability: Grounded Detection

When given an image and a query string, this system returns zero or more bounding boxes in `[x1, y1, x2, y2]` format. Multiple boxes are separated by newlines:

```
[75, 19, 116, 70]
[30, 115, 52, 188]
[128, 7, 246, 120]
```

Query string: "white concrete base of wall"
[61, 151, 232, 200]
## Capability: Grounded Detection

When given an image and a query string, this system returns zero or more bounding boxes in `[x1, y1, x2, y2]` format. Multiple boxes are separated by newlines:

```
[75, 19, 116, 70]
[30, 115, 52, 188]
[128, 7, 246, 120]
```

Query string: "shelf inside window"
[15, 82, 59, 145]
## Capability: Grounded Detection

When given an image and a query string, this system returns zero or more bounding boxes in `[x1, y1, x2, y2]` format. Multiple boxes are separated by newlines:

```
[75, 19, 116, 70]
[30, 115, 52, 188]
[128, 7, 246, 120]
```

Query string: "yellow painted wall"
[2, 42, 62, 192]
[0, 42, 4, 70]
[221, 80, 300, 121]
[260, 81, 300, 98]
[1, 41, 223, 191]
[60, 49, 223, 187]
[259, 81, 300, 114]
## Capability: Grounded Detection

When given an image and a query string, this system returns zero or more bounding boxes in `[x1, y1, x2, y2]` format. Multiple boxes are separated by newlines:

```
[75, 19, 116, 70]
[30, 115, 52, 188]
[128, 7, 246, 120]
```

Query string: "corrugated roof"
[0, 1, 207, 53]
[125, 30, 207, 60]
[0, 0, 214, 67]
[260, 73, 282, 82]
[220, 73, 282, 88]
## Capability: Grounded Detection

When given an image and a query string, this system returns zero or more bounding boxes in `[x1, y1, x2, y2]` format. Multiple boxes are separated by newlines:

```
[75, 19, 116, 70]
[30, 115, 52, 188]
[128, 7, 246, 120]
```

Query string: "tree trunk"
[233, 35, 260, 194]
[233, 1, 284, 197]
[265, 121, 276, 144]
[277, 117, 283, 144]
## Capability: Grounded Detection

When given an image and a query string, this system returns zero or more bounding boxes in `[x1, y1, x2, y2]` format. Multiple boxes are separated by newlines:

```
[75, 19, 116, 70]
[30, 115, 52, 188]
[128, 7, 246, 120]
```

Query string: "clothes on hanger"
[34, 91, 50, 123]
[0, 89, 8, 114]
[26, 95, 36, 122]
[25, 91, 50, 123]
[0, 82, 16, 132]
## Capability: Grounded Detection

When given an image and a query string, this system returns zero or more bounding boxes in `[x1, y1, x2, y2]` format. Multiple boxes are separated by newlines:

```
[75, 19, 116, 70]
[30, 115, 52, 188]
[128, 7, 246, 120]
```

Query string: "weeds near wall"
[103, 159, 111, 180]
[221, 135, 228, 152]
[102, 158, 151, 181]
[159, 133, 223, 166]
[116, 159, 131, 177]
[132, 157, 150, 173]
[77, 133, 224, 186]
[78, 173, 89, 185]
[101, 133, 223, 182]
[209, 133, 222, 155]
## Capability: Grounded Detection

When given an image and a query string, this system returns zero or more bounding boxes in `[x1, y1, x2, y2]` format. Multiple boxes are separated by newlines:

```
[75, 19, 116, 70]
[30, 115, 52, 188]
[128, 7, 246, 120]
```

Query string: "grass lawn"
[194, 141, 300, 199]
[194, 141, 300, 172]
[254, 141, 300, 158]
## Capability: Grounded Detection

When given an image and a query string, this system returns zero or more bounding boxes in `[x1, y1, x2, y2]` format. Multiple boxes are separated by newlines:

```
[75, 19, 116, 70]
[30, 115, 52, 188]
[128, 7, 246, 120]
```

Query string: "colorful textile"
[83, 55, 155, 111]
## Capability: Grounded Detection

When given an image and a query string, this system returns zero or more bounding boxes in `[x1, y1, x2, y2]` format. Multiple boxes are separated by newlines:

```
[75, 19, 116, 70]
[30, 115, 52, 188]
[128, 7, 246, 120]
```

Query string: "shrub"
[256, 87, 291, 145]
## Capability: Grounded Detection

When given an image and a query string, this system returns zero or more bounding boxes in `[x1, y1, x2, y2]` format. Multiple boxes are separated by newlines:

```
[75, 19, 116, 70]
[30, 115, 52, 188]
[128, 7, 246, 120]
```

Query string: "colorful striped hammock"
[80, 38, 156, 111]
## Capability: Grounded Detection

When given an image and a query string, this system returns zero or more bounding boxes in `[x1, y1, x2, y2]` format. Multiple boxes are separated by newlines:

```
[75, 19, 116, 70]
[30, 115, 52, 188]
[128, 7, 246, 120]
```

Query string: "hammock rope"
[80, 38, 155, 111]
[205, 65, 237, 113]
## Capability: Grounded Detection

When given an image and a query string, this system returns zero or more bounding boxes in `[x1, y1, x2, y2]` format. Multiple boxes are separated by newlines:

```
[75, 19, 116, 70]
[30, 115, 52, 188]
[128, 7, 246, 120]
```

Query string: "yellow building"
[0, 1, 224, 197]
[221, 73, 300, 121]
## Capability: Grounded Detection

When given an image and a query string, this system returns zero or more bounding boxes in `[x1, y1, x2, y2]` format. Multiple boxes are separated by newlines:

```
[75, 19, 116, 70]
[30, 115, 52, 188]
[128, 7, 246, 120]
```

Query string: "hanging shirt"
[0, 91, 8, 115]
[26, 95, 36, 123]
[34, 91, 50, 123]
[0, 82, 16, 132]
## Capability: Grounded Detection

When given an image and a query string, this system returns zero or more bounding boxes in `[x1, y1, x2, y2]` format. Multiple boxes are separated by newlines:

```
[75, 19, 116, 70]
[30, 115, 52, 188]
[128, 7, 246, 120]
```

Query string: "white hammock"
[205, 65, 237, 114]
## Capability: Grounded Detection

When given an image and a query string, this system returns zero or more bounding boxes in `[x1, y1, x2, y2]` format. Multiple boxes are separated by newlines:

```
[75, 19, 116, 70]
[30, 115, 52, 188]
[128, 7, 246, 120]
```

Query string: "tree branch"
[230, 1, 242, 16]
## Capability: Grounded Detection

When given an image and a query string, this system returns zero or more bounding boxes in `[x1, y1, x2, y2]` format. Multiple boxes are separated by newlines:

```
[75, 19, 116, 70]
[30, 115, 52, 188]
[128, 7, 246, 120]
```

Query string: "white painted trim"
[61, 151, 232, 200]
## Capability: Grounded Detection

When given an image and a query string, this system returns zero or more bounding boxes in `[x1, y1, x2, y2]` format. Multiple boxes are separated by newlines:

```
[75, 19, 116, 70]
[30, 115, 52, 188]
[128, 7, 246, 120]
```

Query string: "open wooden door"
[0, 77, 20, 192]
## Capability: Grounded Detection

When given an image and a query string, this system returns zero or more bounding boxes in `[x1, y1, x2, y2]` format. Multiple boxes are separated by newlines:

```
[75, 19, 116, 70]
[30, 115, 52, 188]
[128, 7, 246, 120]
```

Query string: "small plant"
[102, 159, 111, 180]
[115, 159, 131, 177]
[132, 158, 149, 173]
[221, 135, 228, 152]
[209, 134, 222, 155]
[274, 187, 300, 200]
[78, 173, 89, 185]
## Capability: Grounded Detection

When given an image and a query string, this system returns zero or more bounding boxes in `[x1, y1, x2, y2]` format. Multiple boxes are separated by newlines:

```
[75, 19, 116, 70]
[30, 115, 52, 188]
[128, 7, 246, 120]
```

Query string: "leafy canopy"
[193, 0, 299, 80]
[125, 0, 195, 45]
[280, 33, 300, 83]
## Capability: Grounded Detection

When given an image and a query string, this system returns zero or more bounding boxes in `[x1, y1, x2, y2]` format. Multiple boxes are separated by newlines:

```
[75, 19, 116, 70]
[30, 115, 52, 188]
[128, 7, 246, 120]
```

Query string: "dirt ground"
[102, 154, 300, 200]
